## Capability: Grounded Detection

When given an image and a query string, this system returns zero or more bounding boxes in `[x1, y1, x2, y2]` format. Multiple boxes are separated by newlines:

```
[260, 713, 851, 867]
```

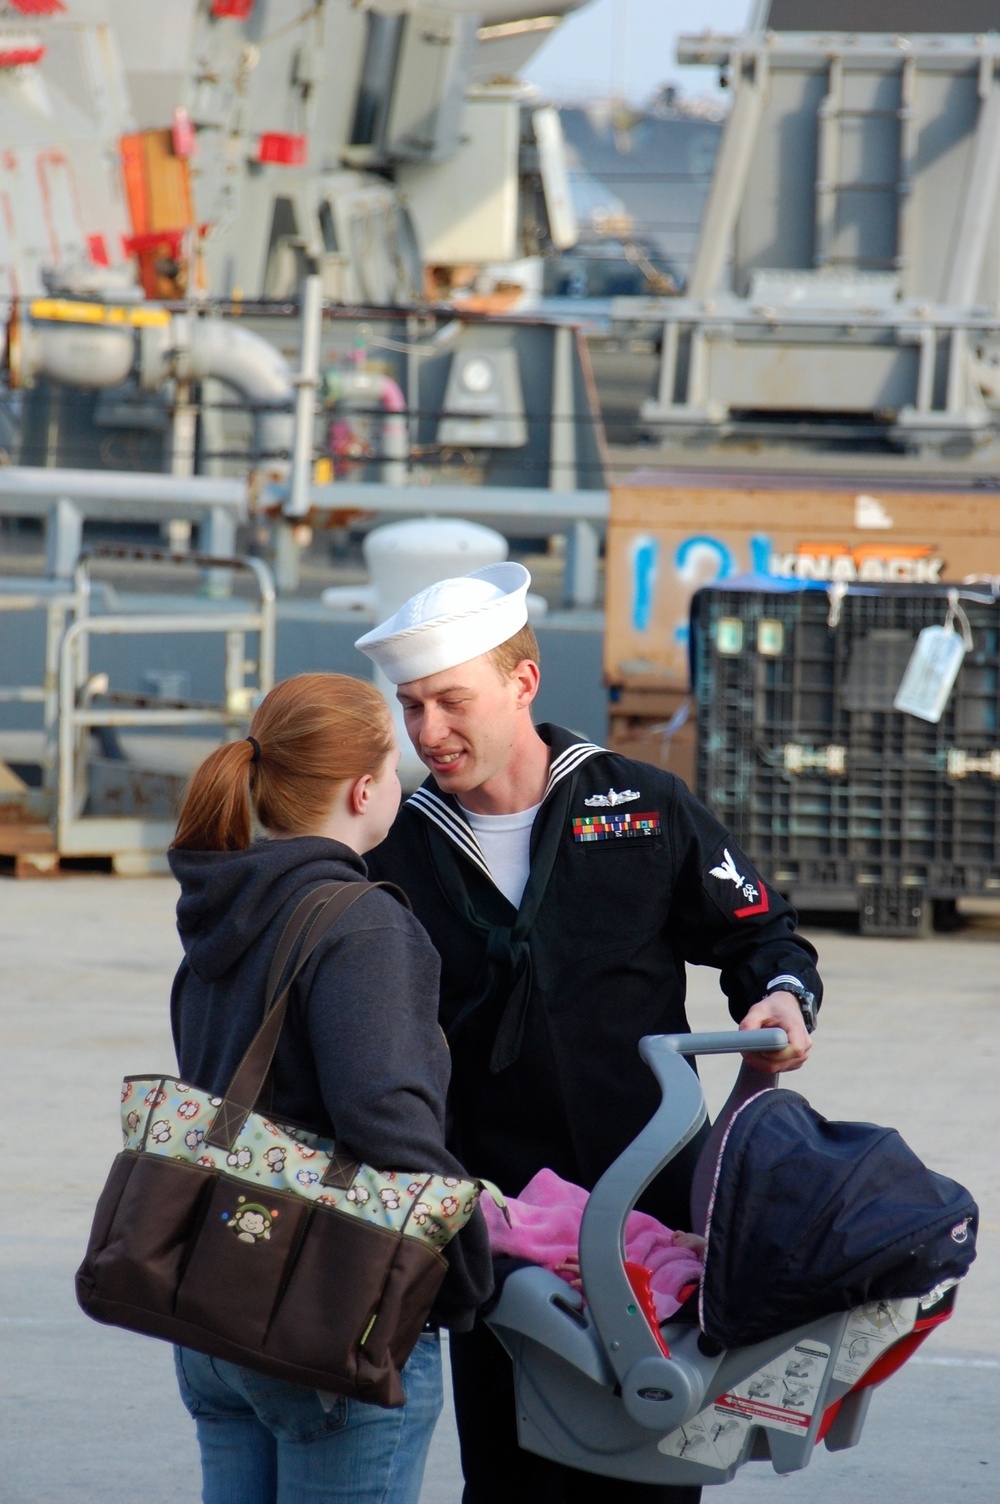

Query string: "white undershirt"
[462, 802, 541, 909]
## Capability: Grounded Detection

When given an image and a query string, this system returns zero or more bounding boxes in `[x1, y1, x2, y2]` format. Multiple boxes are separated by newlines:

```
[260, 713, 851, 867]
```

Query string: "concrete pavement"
[1, 879, 997, 1502]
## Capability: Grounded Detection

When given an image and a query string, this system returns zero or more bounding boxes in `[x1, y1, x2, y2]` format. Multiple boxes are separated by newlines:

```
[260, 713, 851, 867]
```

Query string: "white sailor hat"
[355, 563, 531, 685]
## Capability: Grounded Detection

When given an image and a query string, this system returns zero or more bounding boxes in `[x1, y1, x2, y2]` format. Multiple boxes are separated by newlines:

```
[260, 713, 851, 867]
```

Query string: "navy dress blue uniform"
[368, 724, 822, 1504]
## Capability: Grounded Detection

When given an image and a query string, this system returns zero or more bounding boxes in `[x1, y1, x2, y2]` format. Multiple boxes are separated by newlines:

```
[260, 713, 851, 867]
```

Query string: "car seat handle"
[664, 1029, 789, 1056]
[578, 1030, 788, 1405]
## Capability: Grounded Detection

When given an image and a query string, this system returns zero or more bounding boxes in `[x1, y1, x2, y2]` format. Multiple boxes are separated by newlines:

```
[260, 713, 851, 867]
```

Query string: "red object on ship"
[123, 229, 187, 260]
[7, 0, 64, 14]
[211, 0, 254, 17]
[87, 234, 110, 268]
[0, 45, 45, 66]
[256, 133, 307, 167]
[172, 106, 196, 161]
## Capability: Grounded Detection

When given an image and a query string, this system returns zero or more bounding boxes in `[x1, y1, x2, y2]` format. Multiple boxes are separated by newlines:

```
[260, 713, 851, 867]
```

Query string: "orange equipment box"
[605, 467, 1000, 690]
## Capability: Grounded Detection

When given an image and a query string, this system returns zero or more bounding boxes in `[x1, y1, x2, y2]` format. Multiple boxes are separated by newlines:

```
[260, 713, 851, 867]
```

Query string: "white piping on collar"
[407, 787, 494, 884]
[406, 739, 606, 884]
[544, 740, 605, 798]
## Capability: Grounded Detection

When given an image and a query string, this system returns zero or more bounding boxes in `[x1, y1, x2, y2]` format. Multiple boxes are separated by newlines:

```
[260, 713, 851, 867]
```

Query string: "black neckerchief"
[406, 725, 604, 1072]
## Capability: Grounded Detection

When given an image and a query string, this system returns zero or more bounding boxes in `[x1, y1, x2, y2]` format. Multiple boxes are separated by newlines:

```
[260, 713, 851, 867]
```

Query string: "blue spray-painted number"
[673, 536, 733, 645]
[631, 536, 659, 632]
[750, 534, 773, 576]
[675, 535, 734, 581]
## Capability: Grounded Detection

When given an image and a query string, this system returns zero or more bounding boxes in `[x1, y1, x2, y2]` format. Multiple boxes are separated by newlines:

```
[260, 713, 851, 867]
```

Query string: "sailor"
[357, 563, 821, 1504]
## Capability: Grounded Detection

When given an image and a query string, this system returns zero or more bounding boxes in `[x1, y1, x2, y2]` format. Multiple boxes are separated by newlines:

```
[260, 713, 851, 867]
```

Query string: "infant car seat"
[485, 1030, 976, 1487]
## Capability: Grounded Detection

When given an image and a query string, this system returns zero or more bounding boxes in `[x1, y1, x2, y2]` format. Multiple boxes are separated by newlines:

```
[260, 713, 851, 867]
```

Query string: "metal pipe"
[74, 707, 249, 728]
[656, 321, 680, 410]
[321, 368, 409, 494]
[136, 312, 296, 465]
[224, 629, 246, 730]
[0, 467, 246, 587]
[297, 481, 609, 526]
[176, 314, 297, 464]
[815, 57, 843, 270]
[58, 612, 271, 639]
[286, 275, 324, 519]
[0, 465, 247, 515]
[915, 326, 937, 413]
[896, 55, 919, 293]
[944, 76, 1000, 307]
[611, 298, 1000, 331]
[240, 555, 277, 693]
[678, 34, 1000, 66]
[0, 590, 75, 609]
[41, 599, 69, 792]
[16, 320, 134, 390]
[57, 615, 82, 847]
[548, 323, 577, 492]
[686, 52, 768, 299]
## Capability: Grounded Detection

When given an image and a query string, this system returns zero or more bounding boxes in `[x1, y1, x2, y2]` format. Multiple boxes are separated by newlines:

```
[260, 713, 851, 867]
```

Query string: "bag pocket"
[79, 1153, 213, 1317]
[174, 1178, 310, 1349]
[365, 1234, 448, 1378]
[262, 1203, 401, 1391]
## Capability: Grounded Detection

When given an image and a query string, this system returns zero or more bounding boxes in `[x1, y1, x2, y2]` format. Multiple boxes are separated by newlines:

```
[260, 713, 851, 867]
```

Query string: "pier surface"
[2, 880, 997, 1502]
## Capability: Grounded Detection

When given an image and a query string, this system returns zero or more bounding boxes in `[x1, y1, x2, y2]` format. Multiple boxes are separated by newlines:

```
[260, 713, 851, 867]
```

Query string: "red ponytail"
[172, 673, 393, 852]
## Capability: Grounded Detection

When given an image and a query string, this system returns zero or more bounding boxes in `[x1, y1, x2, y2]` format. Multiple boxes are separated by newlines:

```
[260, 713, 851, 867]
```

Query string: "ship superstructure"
[0, 0, 588, 305]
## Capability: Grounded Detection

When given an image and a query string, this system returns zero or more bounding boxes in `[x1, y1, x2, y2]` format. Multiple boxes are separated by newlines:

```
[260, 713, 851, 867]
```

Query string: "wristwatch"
[764, 975, 818, 1034]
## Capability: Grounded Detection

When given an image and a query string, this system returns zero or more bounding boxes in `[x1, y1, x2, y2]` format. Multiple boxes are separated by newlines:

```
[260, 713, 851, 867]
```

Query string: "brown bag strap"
[205, 879, 408, 1159]
[264, 881, 353, 1011]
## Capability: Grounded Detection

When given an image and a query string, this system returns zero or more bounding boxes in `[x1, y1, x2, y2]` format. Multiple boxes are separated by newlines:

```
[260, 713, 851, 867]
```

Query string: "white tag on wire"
[893, 592, 972, 724]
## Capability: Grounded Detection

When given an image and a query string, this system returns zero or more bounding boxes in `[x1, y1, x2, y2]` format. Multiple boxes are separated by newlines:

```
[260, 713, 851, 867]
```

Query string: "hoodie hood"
[169, 837, 367, 982]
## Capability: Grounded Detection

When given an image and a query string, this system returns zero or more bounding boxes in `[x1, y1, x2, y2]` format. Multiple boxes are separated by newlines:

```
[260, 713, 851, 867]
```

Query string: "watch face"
[767, 984, 817, 1033]
[792, 993, 817, 1033]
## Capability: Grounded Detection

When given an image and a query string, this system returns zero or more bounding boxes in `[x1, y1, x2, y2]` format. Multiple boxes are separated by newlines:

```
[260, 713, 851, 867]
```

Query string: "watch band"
[764, 975, 818, 1034]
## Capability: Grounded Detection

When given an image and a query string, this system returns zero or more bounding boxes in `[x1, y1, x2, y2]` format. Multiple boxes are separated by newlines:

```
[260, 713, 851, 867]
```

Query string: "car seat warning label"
[714, 1339, 831, 1435]
[833, 1299, 917, 1385]
[657, 1407, 750, 1469]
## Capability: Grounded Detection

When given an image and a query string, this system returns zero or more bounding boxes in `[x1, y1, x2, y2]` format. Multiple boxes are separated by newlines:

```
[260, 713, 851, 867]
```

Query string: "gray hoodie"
[168, 835, 492, 1330]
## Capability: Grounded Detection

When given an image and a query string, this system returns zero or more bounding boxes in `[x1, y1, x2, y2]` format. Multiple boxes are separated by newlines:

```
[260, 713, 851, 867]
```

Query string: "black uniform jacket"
[367, 724, 821, 1230]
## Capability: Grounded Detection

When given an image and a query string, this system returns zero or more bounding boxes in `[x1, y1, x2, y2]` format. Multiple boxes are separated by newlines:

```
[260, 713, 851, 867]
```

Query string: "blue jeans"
[174, 1335, 443, 1504]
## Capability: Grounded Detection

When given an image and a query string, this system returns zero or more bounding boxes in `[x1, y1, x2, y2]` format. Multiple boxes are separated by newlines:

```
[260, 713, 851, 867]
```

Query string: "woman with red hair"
[168, 673, 491, 1504]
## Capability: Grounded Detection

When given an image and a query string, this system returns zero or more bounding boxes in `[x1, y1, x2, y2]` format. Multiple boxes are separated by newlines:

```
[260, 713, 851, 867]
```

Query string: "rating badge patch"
[704, 844, 770, 918]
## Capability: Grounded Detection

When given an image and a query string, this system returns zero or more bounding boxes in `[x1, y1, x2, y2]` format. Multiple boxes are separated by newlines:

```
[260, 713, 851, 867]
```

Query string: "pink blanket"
[481, 1168, 704, 1321]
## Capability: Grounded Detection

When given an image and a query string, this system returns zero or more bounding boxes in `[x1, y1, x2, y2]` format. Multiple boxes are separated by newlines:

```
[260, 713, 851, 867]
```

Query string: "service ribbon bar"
[572, 811, 661, 843]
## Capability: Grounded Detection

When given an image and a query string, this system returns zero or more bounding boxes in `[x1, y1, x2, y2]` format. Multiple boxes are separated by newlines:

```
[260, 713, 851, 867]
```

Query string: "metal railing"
[54, 548, 275, 859]
[0, 467, 249, 580]
[0, 579, 83, 813]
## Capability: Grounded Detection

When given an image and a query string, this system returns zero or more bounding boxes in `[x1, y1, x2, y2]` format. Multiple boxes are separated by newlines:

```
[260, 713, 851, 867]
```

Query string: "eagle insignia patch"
[706, 846, 770, 918]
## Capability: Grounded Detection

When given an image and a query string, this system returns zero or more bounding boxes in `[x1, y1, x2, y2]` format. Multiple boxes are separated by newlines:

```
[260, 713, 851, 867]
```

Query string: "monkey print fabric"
[120, 1075, 497, 1252]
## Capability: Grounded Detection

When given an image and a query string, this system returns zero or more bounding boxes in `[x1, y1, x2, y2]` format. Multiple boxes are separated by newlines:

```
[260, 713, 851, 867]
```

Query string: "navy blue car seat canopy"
[700, 1088, 978, 1351]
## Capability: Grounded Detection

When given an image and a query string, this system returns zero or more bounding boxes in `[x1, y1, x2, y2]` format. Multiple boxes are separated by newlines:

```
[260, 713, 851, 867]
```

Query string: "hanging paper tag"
[893, 626, 965, 723]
